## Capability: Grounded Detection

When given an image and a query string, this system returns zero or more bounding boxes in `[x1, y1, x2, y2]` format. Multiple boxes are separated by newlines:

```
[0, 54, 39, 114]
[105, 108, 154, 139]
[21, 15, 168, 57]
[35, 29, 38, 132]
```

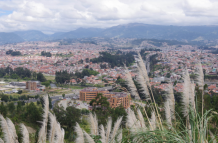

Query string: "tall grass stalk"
[20, 123, 29, 143]
[0, 114, 14, 143]
[124, 64, 140, 99]
[137, 53, 163, 130]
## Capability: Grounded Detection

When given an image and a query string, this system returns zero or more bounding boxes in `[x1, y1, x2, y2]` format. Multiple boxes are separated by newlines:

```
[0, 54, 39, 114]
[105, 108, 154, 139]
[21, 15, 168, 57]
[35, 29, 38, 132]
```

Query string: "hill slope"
[0, 32, 24, 45]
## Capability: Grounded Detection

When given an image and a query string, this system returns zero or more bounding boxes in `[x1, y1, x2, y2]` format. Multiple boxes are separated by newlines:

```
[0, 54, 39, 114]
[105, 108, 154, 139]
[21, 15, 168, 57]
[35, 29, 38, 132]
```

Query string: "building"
[79, 87, 109, 101]
[26, 81, 37, 90]
[108, 92, 130, 109]
[79, 87, 130, 109]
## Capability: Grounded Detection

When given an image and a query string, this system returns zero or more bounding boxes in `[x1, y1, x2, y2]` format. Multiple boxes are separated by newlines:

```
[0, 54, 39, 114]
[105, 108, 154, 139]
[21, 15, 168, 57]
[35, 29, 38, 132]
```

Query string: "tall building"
[80, 87, 131, 109]
[26, 81, 37, 90]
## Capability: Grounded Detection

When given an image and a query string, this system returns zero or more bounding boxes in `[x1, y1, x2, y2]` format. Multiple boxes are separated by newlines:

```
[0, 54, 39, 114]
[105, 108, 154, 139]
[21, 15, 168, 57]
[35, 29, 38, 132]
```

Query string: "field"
[43, 74, 55, 81]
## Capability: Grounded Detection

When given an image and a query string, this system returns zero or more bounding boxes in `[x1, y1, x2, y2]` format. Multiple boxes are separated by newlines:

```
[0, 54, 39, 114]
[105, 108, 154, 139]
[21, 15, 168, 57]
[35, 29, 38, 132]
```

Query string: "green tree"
[26, 102, 42, 124]
[33, 72, 37, 80]
[8, 102, 15, 113]
[37, 72, 46, 82]
[0, 102, 7, 117]
[62, 94, 65, 98]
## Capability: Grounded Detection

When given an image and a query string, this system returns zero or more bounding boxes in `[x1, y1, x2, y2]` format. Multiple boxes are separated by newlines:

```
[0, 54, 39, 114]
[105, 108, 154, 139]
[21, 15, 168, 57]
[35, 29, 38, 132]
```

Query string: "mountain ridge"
[1, 23, 218, 44]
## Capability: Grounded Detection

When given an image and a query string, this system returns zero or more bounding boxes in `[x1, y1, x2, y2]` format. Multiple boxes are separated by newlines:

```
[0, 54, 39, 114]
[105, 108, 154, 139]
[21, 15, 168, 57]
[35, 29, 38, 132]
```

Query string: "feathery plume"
[190, 81, 196, 110]
[166, 84, 175, 120]
[150, 111, 156, 131]
[88, 113, 98, 135]
[110, 117, 123, 143]
[126, 109, 140, 133]
[6, 117, 18, 142]
[100, 125, 106, 143]
[136, 65, 150, 100]
[75, 123, 84, 143]
[0, 114, 14, 143]
[38, 95, 49, 143]
[83, 131, 95, 143]
[20, 123, 29, 143]
[106, 117, 112, 143]
[55, 123, 65, 143]
[117, 129, 122, 143]
[137, 109, 146, 129]
[164, 101, 172, 127]
[182, 69, 191, 117]
[137, 52, 150, 85]
[48, 112, 57, 143]
[196, 62, 204, 90]
[54, 122, 64, 143]
[124, 64, 140, 100]
[209, 130, 217, 143]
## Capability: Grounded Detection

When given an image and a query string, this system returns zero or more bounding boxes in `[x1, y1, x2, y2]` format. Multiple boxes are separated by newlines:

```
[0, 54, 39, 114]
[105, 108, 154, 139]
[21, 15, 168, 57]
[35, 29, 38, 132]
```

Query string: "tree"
[0, 102, 7, 117]
[18, 90, 22, 94]
[16, 101, 22, 114]
[33, 72, 37, 80]
[81, 79, 86, 86]
[166, 73, 171, 78]
[62, 94, 65, 98]
[8, 102, 15, 113]
[37, 72, 46, 82]
[1, 95, 9, 102]
[26, 102, 42, 124]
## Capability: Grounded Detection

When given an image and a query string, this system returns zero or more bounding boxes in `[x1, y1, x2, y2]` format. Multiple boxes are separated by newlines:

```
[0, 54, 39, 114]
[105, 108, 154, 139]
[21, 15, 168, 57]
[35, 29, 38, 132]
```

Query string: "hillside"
[1, 23, 218, 44]
[0, 32, 24, 45]
[14, 30, 49, 41]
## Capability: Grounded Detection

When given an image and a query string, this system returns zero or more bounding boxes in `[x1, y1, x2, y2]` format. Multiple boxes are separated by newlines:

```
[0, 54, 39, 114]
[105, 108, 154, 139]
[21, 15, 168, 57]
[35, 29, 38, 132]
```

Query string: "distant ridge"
[1, 23, 218, 44]
[0, 32, 24, 45]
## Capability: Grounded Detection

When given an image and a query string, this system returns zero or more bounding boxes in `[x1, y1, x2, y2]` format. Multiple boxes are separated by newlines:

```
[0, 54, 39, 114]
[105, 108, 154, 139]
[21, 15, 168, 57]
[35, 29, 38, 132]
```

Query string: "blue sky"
[0, 0, 218, 34]
[0, 9, 13, 17]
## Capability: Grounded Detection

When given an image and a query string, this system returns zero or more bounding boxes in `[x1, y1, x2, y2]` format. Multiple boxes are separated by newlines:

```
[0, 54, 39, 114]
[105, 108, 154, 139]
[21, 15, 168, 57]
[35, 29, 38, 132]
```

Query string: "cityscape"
[0, 0, 218, 142]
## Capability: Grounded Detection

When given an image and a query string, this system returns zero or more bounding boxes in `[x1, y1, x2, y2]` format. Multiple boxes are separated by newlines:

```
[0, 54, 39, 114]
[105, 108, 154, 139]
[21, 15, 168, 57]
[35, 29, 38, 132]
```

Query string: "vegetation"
[41, 51, 52, 57]
[0, 53, 217, 142]
[6, 50, 22, 56]
[90, 52, 135, 68]
[75, 69, 99, 78]
[0, 66, 47, 82]
[55, 69, 99, 84]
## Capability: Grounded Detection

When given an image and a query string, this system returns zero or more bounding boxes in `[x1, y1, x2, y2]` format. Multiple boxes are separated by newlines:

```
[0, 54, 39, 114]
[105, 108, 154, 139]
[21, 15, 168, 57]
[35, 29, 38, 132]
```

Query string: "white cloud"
[0, 0, 218, 34]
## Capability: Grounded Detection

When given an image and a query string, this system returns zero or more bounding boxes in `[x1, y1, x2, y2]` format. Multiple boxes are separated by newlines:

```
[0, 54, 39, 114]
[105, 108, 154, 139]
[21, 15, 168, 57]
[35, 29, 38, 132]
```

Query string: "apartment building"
[26, 81, 37, 90]
[79, 87, 109, 101]
[79, 87, 130, 109]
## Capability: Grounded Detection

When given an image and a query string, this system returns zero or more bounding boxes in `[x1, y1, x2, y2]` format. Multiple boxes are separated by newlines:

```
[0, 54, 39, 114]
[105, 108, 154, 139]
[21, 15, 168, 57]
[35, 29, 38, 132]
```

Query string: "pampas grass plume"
[75, 122, 84, 143]
[0, 114, 14, 143]
[164, 101, 172, 127]
[110, 117, 123, 142]
[20, 123, 29, 143]
[150, 111, 156, 131]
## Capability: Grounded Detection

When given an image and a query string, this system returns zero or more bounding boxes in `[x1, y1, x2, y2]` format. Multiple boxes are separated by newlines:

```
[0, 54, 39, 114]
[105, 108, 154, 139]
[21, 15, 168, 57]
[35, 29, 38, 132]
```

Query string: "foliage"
[41, 80, 50, 87]
[55, 70, 73, 84]
[41, 51, 52, 57]
[53, 106, 81, 139]
[75, 68, 99, 79]
[90, 52, 135, 68]
[37, 72, 46, 82]
[6, 50, 21, 56]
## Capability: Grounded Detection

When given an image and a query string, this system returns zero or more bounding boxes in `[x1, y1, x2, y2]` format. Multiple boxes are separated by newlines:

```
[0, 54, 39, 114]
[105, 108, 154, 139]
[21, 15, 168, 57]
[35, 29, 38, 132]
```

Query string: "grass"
[43, 74, 55, 81]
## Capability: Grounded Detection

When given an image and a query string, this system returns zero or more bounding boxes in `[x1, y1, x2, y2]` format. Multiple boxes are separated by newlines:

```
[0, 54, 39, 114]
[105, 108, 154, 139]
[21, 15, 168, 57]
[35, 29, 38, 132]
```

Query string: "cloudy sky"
[0, 0, 218, 34]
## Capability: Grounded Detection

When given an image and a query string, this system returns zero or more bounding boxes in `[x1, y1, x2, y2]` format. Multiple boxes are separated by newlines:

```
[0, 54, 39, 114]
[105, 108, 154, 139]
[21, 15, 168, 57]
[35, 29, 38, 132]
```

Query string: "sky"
[0, 0, 218, 34]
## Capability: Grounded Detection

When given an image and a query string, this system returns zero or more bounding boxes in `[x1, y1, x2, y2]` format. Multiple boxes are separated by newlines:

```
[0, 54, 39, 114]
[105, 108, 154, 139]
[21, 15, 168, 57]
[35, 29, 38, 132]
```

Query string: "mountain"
[14, 30, 49, 41]
[55, 28, 103, 39]
[0, 32, 24, 45]
[1, 23, 218, 44]
[101, 23, 218, 40]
